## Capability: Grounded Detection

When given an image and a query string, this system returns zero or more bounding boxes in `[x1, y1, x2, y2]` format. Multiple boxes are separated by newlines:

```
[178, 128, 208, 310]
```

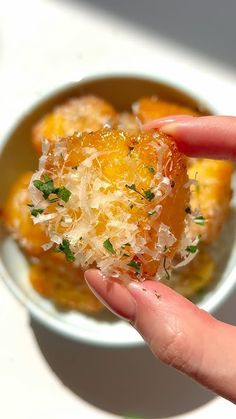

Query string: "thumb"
[85, 269, 236, 403]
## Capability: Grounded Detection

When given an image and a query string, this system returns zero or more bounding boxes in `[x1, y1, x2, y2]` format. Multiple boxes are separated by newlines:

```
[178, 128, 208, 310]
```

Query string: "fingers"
[85, 269, 236, 403]
[144, 115, 236, 161]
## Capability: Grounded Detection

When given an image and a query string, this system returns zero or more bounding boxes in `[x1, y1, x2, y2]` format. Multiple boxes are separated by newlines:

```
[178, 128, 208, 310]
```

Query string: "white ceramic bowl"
[0, 74, 236, 346]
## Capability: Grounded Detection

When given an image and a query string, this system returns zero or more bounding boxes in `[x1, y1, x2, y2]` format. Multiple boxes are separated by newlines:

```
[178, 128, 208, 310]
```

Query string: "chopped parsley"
[143, 189, 155, 201]
[56, 186, 71, 203]
[148, 210, 156, 217]
[30, 208, 44, 217]
[54, 239, 75, 262]
[125, 184, 155, 201]
[103, 238, 116, 255]
[126, 184, 137, 192]
[123, 253, 130, 257]
[146, 165, 155, 174]
[33, 176, 55, 200]
[193, 215, 205, 226]
[33, 175, 71, 203]
[127, 260, 141, 273]
[186, 245, 198, 253]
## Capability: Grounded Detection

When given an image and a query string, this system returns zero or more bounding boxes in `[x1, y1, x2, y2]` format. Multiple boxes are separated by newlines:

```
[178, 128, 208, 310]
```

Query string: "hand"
[85, 116, 236, 403]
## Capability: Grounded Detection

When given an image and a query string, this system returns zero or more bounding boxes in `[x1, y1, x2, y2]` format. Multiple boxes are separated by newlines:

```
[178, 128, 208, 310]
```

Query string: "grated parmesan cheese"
[29, 129, 198, 281]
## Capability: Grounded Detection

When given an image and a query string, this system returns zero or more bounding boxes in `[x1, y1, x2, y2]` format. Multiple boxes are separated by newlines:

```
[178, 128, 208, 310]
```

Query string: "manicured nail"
[84, 269, 137, 321]
[160, 122, 178, 136]
[143, 115, 194, 131]
[143, 118, 176, 131]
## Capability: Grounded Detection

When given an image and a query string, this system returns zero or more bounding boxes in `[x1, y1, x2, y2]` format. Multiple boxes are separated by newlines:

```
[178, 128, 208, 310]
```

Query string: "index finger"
[144, 116, 236, 161]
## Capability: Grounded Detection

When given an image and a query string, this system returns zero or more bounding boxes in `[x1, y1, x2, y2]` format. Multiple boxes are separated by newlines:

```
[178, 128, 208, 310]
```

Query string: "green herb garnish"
[193, 215, 205, 226]
[33, 177, 55, 200]
[127, 260, 141, 273]
[125, 184, 155, 201]
[33, 175, 71, 203]
[103, 239, 116, 255]
[56, 186, 71, 203]
[186, 245, 198, 253]
[148, 210, 156, 217]
[143, 189, 155, 201]
[126, 184, 137, 192]
[146, 165, 155, 174]
[30, 208, 44, 217]
[123, 253, 130, 257]
[54, 239, 75, 262]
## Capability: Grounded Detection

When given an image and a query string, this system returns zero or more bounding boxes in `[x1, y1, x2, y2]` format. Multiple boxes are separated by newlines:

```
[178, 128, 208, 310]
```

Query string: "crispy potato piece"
[188, 159, 233, 243]
[32, 128, 189, 279]
[167, 248, 215, 298]
[133, 96, 197, 122]
[32, 95, 116, 154]
[30, 255, 103, 312]
[3, 172, 48, 256]
[3, 173, 101, 311]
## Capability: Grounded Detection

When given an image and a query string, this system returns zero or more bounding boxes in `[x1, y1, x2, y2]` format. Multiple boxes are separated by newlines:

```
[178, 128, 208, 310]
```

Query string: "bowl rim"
[0, 71, 235, 346]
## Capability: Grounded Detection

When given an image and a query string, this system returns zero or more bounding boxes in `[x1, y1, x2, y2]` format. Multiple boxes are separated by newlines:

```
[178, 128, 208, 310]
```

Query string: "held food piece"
[30, 254, 103, 312]
[32, 95, 116, 154]
[3, 172, 48, 256]
[133, 96, 197, 122]
[188, 159, 233, 243]
[29, 128, 192, 280]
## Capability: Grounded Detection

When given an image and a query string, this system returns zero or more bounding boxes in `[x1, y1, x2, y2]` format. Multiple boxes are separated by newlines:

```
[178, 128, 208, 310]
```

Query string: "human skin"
[85, 116, 236, 403]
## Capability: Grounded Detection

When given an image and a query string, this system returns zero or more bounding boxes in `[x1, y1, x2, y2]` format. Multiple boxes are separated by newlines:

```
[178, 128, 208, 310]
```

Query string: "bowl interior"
[0, 75, 235, 346]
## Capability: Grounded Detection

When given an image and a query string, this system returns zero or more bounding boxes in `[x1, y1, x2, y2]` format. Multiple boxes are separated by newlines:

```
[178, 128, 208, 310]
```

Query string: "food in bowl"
[2, 91, 233, 312]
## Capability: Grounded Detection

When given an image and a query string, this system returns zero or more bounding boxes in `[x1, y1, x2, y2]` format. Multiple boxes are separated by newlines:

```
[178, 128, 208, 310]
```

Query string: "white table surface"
[1, 0, 236, 417]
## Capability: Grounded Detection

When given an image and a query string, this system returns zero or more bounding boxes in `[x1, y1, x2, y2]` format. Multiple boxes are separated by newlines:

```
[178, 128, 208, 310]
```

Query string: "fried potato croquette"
[32, 95, 116, 154]
[30, 128, 189, 280]
[188, 159, 233, 243]
[167, 248, 215, 298]
[112, 112, 140, 133]
[133, 96, 197, 122]
[3, 172, 48, 256]
[30, 255, 102, 312]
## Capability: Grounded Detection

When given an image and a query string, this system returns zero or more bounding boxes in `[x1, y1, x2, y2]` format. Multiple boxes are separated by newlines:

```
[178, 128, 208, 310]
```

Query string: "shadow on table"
[63, 0, 236, 70]
[31, 318, 215, 418]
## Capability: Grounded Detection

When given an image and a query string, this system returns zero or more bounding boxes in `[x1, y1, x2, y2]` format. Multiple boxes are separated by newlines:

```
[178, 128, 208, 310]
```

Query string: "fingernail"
[143, 118, 177, 131]
[160, 123, 178, 136]
[143, 115, 194, 132]
[84, 269, 137, 321]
